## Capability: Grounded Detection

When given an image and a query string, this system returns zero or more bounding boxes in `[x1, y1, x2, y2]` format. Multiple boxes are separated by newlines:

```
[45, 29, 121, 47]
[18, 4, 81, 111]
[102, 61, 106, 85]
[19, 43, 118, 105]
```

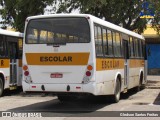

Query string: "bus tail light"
[87, 65, 93, 71]
[83, 65, 93, 84]
[23, 65, 32, 83]
[86, 71, 91, 76]
[24, 71, 29, 76]
[23, 65, 28, 71]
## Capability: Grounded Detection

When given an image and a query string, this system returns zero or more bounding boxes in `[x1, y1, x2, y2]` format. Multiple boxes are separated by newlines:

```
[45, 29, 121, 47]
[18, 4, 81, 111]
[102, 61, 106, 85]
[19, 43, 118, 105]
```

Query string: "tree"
[150, 0, 160, 35]
[57, 0, 148, 33]
[0, 0, 55, 32]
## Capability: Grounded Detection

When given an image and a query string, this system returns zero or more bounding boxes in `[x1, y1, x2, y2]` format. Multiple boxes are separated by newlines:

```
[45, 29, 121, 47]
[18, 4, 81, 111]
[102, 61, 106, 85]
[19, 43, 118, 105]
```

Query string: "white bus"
[0, 29, 23, 96]
[22, 14, 147, 102]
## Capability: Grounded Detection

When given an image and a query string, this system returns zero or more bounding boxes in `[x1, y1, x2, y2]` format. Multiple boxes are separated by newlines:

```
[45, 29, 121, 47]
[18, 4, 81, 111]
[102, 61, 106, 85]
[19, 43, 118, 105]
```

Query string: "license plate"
[50, 73, 63, 78]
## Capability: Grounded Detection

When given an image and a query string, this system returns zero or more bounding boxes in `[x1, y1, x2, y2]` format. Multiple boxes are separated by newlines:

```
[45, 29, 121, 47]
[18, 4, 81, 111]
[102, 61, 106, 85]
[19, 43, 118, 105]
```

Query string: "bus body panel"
[23, 81, 97, 95]
[23, 43, 94, 84]
[0, 68, 9, 89]
[95, 70, 123, 95]
[0, 59, 22, 89]
[128, 59, 145, 88]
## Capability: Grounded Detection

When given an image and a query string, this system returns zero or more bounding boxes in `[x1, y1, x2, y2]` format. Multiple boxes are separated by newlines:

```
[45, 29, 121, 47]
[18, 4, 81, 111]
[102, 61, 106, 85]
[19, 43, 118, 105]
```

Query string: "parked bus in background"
[0, 29, 23, 96]
[22, 14, 147, 102]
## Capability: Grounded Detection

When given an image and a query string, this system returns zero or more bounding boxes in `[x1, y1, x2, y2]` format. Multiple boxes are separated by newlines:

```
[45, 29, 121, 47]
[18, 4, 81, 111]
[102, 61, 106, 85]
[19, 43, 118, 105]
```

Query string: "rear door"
[8, 41, 18, 85]
[122, 39, 129, 88]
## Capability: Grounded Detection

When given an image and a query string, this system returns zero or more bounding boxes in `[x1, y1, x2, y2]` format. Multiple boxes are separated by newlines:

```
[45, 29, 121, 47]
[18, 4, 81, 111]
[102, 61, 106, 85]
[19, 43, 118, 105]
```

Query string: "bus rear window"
[26, 17, 90, 44]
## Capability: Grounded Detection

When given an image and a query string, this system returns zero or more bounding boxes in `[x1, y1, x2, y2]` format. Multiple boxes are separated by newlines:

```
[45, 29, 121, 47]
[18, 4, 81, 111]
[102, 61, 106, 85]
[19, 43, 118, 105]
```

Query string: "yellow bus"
[0, 29, 23, 96]
[22, 14, 147, 102]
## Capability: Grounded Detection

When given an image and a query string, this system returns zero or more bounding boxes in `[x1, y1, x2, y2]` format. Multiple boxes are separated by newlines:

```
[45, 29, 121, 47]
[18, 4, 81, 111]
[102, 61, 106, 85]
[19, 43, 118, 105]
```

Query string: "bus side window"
[102, 28, 108, 56]
[0, 36, 5, 57]
[138, 39, 142, 58]
[6, 36, 19, 59]
[107, 30, 113, 56]
[129, 37, 134, 58]
[112, 31, 117, 57]
[134, 38, 138, 58]
[94, 25, 103, 57]
[18, 38, 23, 59]
[113, 32, 121, 57]
[120, 33, 123, 57]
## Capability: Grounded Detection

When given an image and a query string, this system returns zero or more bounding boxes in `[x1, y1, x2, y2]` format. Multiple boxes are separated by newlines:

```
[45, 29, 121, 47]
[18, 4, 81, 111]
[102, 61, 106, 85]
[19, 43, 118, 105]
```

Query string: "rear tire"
[136, 72, 143, 92]
[0, 78, 4, 97]
[112, 78, 121, 103]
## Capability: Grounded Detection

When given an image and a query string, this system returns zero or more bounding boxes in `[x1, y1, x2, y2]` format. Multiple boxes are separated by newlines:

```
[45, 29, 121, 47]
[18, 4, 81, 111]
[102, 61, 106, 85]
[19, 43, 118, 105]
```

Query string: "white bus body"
[22, 14, 146, 102]
[0, 29, 23, 96]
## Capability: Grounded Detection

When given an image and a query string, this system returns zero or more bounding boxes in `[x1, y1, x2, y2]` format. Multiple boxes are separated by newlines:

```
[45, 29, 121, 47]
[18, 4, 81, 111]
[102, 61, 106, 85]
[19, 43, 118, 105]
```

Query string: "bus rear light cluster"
[83, 65, 93, 84]
[85, 65, 93, 77]
[23, 65, 32, 83]
[23, 65, 29, 76]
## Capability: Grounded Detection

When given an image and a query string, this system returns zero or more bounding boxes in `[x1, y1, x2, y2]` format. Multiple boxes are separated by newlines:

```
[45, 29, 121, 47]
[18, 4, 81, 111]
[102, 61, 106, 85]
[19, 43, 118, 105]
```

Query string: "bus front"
[22, 15, 96, 97]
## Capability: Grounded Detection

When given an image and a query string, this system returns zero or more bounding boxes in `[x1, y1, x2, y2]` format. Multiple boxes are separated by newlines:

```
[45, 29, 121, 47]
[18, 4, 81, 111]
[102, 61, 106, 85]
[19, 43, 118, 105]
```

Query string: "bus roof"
[26, 14, 144, 40]
[0, 29, 23, 38]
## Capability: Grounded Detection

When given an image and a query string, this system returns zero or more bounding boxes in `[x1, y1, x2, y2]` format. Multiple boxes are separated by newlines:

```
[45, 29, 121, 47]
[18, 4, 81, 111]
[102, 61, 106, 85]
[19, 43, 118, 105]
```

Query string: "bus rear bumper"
[22, 81, 97, 95]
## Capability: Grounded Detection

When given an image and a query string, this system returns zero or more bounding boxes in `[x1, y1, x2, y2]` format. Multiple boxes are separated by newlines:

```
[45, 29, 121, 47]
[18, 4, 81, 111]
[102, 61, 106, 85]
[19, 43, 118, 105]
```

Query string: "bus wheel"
[112, 78, 121, 103]
[137, 72, 143, 92]
[0, 78, 4, 97]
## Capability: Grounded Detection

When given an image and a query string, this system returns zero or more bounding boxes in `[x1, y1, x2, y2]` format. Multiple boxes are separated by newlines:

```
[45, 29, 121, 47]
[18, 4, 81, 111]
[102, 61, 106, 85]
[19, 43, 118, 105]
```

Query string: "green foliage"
[58, 0, 148, 33]
[150, 0, 160, 35]
[0, 0, 55, 32]
[1, 0, 159, 34]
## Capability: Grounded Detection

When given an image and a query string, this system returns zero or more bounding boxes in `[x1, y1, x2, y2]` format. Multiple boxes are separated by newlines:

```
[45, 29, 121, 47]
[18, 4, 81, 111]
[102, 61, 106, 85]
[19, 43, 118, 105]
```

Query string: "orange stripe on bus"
[0, 59, 10, 68]
[26, 53, 90, 65]
[96, 58, 144, 71]
[130, 59, 144, 68]
[96, 58, 125, 71]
